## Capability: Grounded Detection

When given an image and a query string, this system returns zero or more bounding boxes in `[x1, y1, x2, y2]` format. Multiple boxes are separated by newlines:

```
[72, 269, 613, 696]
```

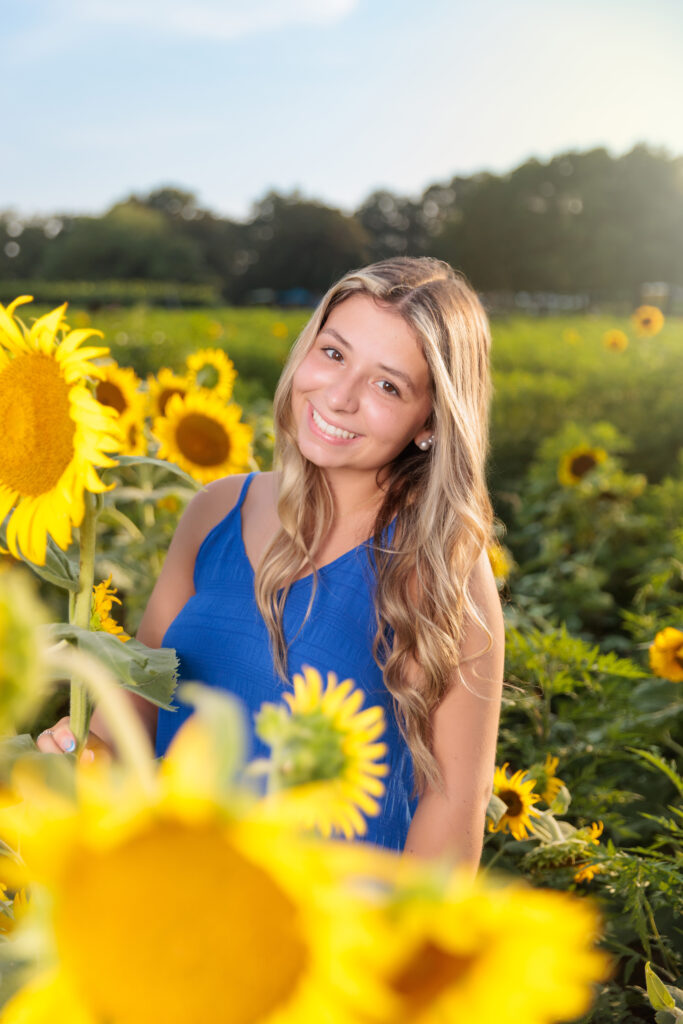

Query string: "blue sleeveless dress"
[155, 473, 418, 851]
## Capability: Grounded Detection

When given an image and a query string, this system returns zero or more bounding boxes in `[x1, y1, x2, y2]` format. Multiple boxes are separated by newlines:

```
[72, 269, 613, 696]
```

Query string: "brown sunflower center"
[55, 820, 308, 1024]
[176, 413, 230, 466]
[501, 788, 524, 816]
[159, 387, 186, 415]
[390, 939, 478, 1016]
[641, 317, 652, 327]
[0, 353, 75, 496]
[674, 646, 683, 669]
[570, 453, 597, 479]
[96, 379, 127, 414]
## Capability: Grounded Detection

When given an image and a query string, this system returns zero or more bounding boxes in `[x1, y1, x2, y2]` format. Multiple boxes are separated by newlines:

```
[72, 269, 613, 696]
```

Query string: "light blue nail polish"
[63, 738, 76, 753]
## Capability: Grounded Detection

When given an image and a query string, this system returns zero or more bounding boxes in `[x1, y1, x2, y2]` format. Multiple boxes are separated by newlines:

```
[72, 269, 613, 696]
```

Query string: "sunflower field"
[0, 296, 681, 1024]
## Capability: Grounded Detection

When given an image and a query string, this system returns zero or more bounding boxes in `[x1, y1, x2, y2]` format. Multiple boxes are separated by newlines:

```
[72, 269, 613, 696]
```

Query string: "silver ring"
[39, 729, 54, 737]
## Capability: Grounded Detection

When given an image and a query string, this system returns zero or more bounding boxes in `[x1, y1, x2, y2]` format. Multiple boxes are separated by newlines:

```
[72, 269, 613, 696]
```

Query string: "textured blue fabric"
[155, 472, 418, 851]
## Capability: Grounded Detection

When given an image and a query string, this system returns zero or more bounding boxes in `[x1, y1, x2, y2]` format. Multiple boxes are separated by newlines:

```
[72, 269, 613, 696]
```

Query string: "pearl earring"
[418, 435, 434, 451]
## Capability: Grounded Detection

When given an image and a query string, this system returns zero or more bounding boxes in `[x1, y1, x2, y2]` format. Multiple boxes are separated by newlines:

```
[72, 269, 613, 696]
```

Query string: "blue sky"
[3, 0, 682, 221]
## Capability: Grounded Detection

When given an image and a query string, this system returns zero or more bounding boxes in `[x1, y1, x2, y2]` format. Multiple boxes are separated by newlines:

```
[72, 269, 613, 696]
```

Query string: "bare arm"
[40, 474, 248, 757]
[403, 549, 505, 874]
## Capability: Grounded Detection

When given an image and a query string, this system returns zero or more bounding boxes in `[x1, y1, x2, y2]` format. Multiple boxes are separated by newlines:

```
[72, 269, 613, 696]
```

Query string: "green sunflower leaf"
[48, 624, 178, 711]
[104, 455, 200, 489]
[0, 519, 79, 591]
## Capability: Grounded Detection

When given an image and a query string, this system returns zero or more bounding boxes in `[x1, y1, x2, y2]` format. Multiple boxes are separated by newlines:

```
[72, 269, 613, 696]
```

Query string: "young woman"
[38, 257, 505, 872]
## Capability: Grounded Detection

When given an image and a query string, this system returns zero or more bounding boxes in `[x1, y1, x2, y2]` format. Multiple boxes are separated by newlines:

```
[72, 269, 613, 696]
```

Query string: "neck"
[322, 467, 386, 523]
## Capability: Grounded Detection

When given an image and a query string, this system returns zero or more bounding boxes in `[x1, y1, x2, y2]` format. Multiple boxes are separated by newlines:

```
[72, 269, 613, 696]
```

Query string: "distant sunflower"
[533, 753, 565, 806]
[632, 305, 664, 337]
[649, 627, 683, 682]
[119, 412, 147, 457]
[153, 392, 252, 484]
[602, 329, 628, 352]
[558, 445, 607, 487]
[573, 862, 603, 884]
[562, 328, 581, 345]
[185, 348, 237, 401]
[488, 763, 541, 840]
[94, 363, 144, 420]
[256, 666, 390, 839]
[0, 298, 119, 564]
[487, 542, 511, 582]
[90, 575, 130, 642]
[147, 367, 191, 418]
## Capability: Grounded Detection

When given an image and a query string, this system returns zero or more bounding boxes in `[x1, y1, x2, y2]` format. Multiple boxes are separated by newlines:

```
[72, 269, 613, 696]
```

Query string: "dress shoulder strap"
[234, 471, 257, 511]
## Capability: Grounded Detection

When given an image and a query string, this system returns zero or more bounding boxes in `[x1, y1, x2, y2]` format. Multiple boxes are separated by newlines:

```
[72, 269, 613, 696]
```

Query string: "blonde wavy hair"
[254, 256, 494, 794]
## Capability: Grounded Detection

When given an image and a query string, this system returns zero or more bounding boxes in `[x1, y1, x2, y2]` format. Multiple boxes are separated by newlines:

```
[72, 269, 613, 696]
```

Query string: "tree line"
[2, 144, 682, 306]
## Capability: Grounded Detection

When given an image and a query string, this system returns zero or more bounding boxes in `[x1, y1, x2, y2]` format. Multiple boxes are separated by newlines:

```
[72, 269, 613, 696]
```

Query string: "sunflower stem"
[50, 643, 156, 795]
[69, 490, 99, 748]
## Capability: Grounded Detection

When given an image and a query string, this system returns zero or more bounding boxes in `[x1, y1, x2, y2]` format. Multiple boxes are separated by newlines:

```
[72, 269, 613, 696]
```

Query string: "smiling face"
[290, 292, 433, 484]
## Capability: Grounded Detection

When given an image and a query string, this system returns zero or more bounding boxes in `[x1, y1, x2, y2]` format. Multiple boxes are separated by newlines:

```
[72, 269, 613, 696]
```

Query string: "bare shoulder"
[135, 472, 254, 650]
[459, 545, 505, 684]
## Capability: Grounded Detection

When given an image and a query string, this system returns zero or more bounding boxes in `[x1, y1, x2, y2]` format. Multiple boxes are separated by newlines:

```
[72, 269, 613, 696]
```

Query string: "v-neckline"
[238, 502, 369, 584]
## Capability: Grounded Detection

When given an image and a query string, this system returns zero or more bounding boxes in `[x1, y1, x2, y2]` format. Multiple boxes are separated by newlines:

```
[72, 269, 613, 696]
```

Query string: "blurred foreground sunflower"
[632, 305, 664, 336]
[649, 627, 683, 682]
[333, 863, 610, 1024]
[0, 298, 119, 564]
[147, 367, 191, 418]
[602, 329, 628, 352]
[185, 348, 237, 401]
[488, 763, 541, 840]
[0, 747, 360, 1024]
[558, 444, 607, 487]
[153, 392, 252, 484]
[255, 666, 390, 839]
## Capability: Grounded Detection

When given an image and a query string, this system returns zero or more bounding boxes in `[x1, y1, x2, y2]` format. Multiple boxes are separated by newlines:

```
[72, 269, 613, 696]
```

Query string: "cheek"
[292, 355, 325, 395]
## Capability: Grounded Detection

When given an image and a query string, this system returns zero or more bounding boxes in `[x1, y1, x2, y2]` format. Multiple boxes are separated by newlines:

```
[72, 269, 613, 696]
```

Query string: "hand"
[35, 716, 113, 764]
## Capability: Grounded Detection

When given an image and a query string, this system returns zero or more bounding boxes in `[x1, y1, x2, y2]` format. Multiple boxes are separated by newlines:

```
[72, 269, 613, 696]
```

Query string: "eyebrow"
[319, 327, 417, 393]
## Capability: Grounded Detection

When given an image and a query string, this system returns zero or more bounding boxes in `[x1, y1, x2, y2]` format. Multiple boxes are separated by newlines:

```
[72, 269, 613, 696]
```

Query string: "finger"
[36, 730, 63, 754]
[37, 726, 76, 754]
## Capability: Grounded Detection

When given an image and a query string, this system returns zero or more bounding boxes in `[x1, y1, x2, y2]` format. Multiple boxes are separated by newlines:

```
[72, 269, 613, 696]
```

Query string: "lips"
[308, 403, 360, 442]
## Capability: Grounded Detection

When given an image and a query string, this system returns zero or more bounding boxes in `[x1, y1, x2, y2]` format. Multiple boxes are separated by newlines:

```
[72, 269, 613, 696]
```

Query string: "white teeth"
[311, 406, 358, 439]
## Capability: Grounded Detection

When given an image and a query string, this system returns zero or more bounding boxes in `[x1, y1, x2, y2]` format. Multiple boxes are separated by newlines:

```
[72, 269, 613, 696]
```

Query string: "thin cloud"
[63, 0, 360, 40]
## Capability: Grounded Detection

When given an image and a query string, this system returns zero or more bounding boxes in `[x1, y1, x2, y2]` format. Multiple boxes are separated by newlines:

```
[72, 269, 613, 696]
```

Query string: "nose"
[325, 373, 360, 413]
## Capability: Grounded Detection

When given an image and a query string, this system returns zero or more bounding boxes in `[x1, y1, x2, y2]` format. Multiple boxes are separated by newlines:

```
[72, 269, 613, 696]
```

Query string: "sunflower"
[90, 574, 130, 642]
[255, 666, 390, 839]
[488, 763, 541, 840]
[94, 363, 144, 420]
[632, 305, 664, 337]
[487, 542, 511, 582]
[0, 569, 50, 732]
[557, 444, 607, 487]
[532, 753, 565, 806]
[603, 329, 628, 352]
[185, 348, 237, 401]
[147, 367, 191, 418]
[153, 392, 253, 484]
[0, 745, 358, 1024]
[0, 298, 119, 564]
[333, 865, 610, 1024]
[649, 627, 683, 682]
[119, 411, 148, 457]
[562, 328, 581, 345]
[272, 321, 289, 339]
[573, 862, 603, 884]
